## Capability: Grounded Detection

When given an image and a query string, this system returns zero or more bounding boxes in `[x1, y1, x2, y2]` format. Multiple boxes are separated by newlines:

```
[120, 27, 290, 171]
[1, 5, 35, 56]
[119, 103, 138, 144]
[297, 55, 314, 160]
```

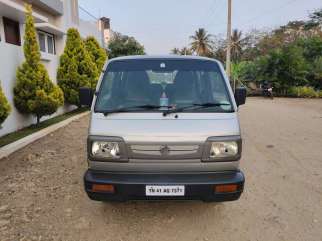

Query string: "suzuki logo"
[160, 145, 170, 156]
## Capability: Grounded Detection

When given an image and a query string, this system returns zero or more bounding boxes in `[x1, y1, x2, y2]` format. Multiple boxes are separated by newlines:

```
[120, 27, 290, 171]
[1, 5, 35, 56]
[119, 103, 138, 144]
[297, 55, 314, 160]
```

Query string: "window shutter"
[3, 17, 21, 46]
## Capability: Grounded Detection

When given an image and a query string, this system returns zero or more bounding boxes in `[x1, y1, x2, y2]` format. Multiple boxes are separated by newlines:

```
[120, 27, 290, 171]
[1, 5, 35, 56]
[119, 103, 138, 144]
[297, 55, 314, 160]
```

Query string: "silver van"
[80, 55, 246, 202]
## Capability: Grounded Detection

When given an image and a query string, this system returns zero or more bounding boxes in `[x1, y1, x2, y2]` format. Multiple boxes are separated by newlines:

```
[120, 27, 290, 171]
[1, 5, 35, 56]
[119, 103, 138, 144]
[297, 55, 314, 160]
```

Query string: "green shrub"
[255, 44, 309, 95]
[14, 5, 64, 124]
[0, 83, 11, 126]
[287, 86, 298, 97]
[57, 28, 97, 107]
[84, 36, 107, 76]
[312, 57, 322, 89]
[299, 86, 318, 98]
[288, 86, 318, 98]
[239, 35, 322, 93]
[318, 90, 322, 98]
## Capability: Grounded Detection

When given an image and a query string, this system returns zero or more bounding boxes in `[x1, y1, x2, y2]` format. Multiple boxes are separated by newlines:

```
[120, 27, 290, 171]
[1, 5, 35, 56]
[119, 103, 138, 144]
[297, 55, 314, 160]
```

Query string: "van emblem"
[160, 145, 170, 156]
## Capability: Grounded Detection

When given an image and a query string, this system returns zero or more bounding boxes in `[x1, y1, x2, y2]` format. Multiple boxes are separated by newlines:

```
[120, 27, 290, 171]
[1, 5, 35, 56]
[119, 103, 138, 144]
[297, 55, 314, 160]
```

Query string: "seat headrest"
[173, 71, 195, 89]
[127, 71, 150, 88]
[125, 71, 151, 101]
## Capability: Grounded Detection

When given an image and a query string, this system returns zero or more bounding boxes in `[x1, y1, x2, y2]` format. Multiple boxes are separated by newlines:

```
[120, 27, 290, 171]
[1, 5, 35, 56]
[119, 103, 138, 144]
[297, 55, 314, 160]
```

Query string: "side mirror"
[234, 87, 247, 106]
[79, 87, 94, 107]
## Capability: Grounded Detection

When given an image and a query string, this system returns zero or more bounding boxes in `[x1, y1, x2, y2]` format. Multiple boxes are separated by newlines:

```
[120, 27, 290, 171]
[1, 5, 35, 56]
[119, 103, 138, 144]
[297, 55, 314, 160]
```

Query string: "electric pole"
[226, 0, 232, 87]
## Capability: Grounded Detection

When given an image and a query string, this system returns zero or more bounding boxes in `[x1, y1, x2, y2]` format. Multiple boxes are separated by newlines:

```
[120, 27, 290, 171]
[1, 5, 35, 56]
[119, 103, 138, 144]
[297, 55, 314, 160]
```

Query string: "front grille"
[127, 143, 202, 160]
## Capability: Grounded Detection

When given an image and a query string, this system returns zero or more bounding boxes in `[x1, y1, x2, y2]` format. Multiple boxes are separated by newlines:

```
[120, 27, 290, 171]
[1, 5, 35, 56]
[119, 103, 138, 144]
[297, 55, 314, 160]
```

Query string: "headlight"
[209, 141, 238, 159]
[92, 141, 120, 159]
[202, 136, 242, 162]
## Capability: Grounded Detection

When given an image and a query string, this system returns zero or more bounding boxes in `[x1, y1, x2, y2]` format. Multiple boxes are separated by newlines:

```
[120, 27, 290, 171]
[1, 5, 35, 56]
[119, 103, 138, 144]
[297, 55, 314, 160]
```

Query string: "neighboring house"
[0, 0, 110, 137]
[98, 17, 112, 48]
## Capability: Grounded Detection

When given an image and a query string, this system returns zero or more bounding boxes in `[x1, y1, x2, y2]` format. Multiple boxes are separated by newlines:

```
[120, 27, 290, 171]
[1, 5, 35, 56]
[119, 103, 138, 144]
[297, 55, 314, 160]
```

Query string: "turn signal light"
[92, 184, 115, 193]
[215, 184, 238, 193]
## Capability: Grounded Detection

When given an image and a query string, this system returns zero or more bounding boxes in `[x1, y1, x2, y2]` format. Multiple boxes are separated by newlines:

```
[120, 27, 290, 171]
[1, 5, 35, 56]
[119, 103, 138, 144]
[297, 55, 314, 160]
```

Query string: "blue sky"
[79, 0, 322, 54]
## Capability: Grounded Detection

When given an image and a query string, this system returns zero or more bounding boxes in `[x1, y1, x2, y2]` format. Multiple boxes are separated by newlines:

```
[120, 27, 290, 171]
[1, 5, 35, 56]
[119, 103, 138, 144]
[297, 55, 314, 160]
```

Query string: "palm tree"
[190, 28, 213, 56]
[231, 29, 243, 62]
[171, 48, 181, 55]
[180, 47, 193, 55]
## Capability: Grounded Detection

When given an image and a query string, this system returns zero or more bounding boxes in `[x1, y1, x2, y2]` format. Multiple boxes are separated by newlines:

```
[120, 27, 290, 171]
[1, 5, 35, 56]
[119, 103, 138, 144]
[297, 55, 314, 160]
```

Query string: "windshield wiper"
[163, 102, 232, 116]
[102, 105, 172, 116]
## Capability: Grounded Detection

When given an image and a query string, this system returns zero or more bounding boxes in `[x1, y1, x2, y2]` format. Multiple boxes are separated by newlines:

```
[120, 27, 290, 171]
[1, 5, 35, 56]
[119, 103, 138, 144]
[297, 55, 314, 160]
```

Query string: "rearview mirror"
[234, 87, 247, 106]
[79, 87, 94, 107]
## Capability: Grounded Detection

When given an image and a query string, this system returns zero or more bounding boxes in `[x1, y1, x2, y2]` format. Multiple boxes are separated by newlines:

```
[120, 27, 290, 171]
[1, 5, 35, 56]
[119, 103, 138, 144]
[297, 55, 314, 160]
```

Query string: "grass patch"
[0, 108, 88, 148]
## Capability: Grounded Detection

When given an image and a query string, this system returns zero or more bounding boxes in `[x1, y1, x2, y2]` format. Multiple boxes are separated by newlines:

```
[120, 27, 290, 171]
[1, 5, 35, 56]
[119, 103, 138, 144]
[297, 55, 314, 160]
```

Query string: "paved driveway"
[1, 98, 322, 241]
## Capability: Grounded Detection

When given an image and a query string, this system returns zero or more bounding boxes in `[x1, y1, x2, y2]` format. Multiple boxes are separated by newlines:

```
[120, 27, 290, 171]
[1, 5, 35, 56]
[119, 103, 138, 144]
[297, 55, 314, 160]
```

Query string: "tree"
[305, 9, 322, 30]
[244, 14, 322, 61]
[231, 29, 243, 62]
[14, 5, 63, 124]
[256, 44, 309, 94]
[108, 32, 145, 59]
[190, 28, 213, 56]
[296, 37, 322, 89]
[170, 47, 193, 55]
[210, 9, 322, 95]
[240, 30, 267, 61]
[84, 36, 107, 74]
[180, 47, 193, 55]
[171, 48, 180, 55]
[232, 61, 259, 84]
[212, 36, 227, 63]
[312, 57, 322, 89]
[57, 28, 97, 106]
[0, 82, 11, 126]
[297, 37, 322, 61]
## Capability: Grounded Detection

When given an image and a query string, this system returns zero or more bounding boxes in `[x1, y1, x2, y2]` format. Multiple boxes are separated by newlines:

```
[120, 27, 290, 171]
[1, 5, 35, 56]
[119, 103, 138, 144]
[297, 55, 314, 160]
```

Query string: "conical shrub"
[84, 36, 107, 79]
[14, 4, 64, 124]
[57, 28, 97, 106]
[0, 82, 11, 126]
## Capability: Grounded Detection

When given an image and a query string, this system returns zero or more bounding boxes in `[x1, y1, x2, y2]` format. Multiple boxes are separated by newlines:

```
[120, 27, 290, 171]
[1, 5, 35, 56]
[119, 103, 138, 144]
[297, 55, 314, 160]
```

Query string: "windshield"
[95, 59, 233, 113]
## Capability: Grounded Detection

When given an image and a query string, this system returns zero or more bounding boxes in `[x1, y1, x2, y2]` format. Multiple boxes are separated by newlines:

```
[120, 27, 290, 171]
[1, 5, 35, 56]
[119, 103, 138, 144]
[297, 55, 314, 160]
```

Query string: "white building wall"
[0, 0, 104, 137]
[0, 35, 74, 136]
[0, 25, 33, 135]
[78, 18, 101, 41]
[62, 0, 102, 43]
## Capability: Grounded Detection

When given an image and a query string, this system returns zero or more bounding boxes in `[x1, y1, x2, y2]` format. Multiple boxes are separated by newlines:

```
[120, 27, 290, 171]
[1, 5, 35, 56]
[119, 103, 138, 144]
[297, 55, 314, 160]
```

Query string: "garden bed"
[0, 108, 88, 148]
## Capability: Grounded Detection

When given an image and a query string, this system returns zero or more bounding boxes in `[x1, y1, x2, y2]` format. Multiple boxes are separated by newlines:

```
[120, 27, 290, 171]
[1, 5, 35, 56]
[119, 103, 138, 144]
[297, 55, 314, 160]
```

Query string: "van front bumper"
[84, 170, 245, 202]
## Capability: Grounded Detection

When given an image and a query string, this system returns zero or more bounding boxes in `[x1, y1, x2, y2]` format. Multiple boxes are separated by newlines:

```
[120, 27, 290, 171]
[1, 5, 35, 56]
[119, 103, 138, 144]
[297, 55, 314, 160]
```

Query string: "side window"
[209, 72, 229, 103]
[96, 72, 121, 110]
[3, 17, 21, 46]
[37, 31, 56, 54]
[47, 35, 54, 54]
[38, 32, 46, 52]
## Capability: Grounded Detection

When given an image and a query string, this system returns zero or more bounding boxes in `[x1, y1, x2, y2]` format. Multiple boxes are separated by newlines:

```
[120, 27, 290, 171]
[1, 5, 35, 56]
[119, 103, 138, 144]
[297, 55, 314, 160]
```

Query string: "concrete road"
[1, 97, 322, 241]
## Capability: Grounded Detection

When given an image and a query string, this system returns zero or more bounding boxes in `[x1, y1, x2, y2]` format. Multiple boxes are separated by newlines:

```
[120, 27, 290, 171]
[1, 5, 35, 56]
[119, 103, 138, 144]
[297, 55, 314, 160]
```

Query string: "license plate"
[145, 185, 185, 196]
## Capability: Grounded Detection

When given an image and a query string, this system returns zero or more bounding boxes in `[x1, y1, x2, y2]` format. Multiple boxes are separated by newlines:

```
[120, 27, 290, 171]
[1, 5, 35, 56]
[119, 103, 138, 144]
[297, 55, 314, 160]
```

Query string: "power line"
[219, 0, 304, 51]
[187, 0, 221, 42]
[212, 0, 303, 34]
[206, 0, 220, 22]
[79, 5, 99, 20]
[208, 1, 230, 33]
[211, 0, 226, 24]
[188, 0, 226, 38]
[193, 0, 220, 31]
[241, 0, 302, 25]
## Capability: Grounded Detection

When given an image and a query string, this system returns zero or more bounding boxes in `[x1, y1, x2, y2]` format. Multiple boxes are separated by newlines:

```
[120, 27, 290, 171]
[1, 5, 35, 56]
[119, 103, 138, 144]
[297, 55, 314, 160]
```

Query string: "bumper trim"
[84, 170, 245, 202]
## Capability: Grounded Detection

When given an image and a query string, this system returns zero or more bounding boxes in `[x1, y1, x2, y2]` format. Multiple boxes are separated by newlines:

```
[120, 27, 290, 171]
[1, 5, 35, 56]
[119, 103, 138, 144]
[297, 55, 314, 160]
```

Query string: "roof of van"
[109, 55, 221, 63]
